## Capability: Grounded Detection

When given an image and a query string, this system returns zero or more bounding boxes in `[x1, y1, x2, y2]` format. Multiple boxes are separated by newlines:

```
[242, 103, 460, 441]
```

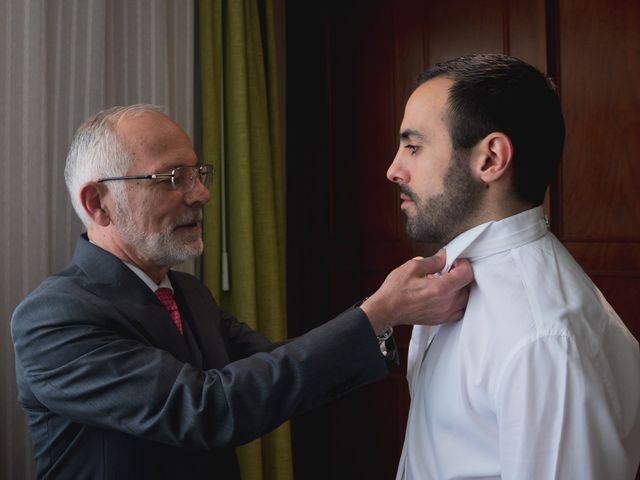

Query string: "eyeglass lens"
[174, 166, 212, 191]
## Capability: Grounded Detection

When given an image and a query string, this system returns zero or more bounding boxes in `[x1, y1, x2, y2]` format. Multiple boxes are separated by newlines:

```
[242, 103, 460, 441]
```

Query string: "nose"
[387, 149, 408, 184]
[185, 177, 211, 206]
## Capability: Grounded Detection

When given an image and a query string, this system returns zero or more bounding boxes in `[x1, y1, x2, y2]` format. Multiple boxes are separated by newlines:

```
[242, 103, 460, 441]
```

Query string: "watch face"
[377, 327, 393, 343]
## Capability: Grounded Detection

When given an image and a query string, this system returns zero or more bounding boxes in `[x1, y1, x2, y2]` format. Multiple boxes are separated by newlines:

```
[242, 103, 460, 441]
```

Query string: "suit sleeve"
[12, 287, 388, 449]
[218, 309, 286, 360]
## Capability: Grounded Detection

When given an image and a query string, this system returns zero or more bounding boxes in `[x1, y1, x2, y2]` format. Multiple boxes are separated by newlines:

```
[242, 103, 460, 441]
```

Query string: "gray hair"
[64, 104, 167, 226]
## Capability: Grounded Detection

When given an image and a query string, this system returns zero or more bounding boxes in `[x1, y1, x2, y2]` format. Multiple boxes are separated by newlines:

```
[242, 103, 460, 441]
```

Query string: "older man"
[12, 105, 472, 479]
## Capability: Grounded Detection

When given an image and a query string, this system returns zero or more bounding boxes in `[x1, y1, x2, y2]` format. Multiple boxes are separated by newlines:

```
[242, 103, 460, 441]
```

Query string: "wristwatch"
[376, 326, 393, 344]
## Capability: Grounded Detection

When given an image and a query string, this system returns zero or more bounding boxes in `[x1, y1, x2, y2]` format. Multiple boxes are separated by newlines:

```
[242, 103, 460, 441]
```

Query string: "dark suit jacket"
[11, 236, 389, 479]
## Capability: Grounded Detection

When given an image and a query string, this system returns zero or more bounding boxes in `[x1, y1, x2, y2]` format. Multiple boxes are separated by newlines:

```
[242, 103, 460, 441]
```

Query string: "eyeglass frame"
[97, 164, 214, 192]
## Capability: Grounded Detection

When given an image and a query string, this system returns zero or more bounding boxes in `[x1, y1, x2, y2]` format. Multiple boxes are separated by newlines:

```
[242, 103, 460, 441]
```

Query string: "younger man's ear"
[79, 182, 112, 227]
[471, 132, 514, 184]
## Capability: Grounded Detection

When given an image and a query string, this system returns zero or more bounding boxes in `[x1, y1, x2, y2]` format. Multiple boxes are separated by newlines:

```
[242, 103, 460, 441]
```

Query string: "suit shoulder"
[12, 264, 109, 335]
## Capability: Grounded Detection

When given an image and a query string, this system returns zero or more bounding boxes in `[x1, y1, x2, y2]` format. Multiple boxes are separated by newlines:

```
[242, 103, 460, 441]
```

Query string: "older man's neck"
[88, 228, 169, 284]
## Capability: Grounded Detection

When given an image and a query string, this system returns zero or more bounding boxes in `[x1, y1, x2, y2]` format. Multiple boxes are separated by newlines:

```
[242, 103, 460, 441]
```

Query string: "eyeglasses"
[98, 164, 214, 192]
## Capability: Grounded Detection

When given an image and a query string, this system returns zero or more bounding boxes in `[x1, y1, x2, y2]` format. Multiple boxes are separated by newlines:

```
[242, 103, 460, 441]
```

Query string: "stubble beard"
[112, 194, 204, 268]
[403, 149, 485, 245]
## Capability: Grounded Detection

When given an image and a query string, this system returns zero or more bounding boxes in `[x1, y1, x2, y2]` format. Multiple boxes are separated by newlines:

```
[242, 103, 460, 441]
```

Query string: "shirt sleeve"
[494, 333, 631, 479]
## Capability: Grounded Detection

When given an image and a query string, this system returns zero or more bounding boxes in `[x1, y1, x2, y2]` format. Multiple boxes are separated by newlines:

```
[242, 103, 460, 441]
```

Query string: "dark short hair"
[418, 54, 565, 206]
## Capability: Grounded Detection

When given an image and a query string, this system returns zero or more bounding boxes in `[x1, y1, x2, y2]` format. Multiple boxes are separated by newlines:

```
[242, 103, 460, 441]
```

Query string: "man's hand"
[361, 250, 473, 334]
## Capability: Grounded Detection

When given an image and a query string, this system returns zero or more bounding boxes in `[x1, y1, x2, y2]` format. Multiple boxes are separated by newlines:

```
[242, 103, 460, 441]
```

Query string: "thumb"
[413, 249, 447, 276]
[441, 258, 474, 289]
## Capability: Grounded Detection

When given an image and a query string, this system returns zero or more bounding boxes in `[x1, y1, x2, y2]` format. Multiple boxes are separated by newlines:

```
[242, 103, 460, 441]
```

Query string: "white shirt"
[124, 262, 173, 293]
[88, 239, 172, 292]
[397, 207, 640, 480]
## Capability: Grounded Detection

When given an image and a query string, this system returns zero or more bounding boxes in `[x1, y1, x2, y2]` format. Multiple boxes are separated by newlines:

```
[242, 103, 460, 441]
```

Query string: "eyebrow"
[400, 129, 427, 142]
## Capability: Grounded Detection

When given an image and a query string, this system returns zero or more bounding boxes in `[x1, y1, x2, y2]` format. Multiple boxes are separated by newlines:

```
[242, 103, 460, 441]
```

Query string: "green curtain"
[199, 0, 290, 479]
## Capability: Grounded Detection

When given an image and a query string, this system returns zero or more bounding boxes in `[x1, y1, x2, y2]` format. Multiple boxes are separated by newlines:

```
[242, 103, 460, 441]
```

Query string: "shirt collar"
[124, 261, 173, 292]
[442, 206, 549, 271]
[87, 238, 173, 292]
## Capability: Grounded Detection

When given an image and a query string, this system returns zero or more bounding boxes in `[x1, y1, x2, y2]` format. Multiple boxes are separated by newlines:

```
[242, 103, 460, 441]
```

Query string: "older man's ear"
[79, 182, 112, 227]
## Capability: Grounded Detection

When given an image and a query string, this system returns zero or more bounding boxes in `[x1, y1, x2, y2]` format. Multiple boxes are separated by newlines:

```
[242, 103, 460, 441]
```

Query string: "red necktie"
[155, 288, 184, 335]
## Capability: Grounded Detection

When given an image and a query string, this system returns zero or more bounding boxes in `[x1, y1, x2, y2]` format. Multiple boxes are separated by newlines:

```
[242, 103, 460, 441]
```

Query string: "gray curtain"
[0, 1, 195, 477]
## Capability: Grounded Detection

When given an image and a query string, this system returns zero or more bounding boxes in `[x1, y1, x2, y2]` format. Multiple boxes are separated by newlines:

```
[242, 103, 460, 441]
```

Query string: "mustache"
[172, 209, 203, 227]
[399, 185, 419, 202]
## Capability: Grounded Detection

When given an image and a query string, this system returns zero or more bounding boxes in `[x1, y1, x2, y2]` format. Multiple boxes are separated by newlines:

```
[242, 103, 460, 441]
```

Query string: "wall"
[0, 1, 194, 477]
[286, 0, 640, 478]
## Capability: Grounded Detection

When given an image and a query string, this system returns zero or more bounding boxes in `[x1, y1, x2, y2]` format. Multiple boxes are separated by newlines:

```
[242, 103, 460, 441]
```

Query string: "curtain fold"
[199, 1, 291, 478]
[0, 1, 195, 478]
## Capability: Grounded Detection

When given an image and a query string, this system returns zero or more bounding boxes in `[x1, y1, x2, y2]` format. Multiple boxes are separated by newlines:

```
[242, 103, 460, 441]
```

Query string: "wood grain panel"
[330, 0, 399, 239]
[565, 241, 640, 338]
[590, 275, 640, 339]
[285, 0, 640, 477]
[392, 0, 429, 240]
[555, 2, 639, 477]
[558, 0, 640, 240]
[425, 0, 506, 64]
[332, 376, 409, 479]
[508, 0, 547, 68]
[565, 241, 640, 273]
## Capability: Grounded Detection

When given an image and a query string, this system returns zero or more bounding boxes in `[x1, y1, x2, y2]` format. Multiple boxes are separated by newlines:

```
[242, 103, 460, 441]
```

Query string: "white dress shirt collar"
[442, 206, 549, 271]
[88, 238, 173, 292]
[123, 262, 173, 292]
[407, 206, 551, 391]
[398, 204, 640, 480]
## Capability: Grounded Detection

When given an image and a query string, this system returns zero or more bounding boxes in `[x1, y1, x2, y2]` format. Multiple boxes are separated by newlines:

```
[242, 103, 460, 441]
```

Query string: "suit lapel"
[172, 286, 204, 368]
[170, 271, 230, 369]
[118, 295, 197, 365]
[72, 235, 198, 365]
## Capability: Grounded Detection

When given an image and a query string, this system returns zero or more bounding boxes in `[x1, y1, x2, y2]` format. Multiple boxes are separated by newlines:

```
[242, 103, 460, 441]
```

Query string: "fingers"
[368, 252, 473, 328]
[427, 257, 472, 325]
[412, 249, 447, 276]
[432, 289, 469, 325]
[451, 284, 470, 312]
[446, 308, 466, 323]
[440, 258, 474, 288]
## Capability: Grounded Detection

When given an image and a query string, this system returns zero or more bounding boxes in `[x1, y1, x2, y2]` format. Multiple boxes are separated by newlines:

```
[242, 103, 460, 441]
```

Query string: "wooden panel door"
[555, 0, 640, 335]
[286, 0, 638, 477]
[554, 5, 640, 475]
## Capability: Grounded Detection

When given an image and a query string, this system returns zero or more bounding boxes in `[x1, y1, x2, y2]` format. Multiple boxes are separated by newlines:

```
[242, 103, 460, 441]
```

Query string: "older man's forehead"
[119, 113, 190, 151]
[116, 113, 196, 173]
